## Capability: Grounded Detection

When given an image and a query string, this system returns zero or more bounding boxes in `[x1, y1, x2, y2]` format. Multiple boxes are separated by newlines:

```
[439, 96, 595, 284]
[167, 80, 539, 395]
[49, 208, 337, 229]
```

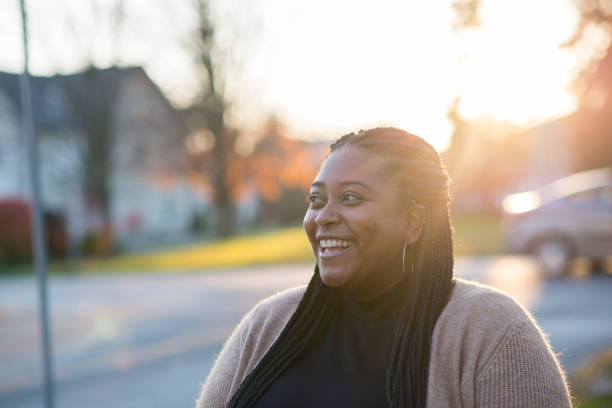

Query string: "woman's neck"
[345, 269, 405, 302]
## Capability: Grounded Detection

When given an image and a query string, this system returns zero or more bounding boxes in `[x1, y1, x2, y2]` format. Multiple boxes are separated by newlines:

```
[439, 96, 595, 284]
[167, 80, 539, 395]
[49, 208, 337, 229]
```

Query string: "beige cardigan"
[197, 278, 571, 407]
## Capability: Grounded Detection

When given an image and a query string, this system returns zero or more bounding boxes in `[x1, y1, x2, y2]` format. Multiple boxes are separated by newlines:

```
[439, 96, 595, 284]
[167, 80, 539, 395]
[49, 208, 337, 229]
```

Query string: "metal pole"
[18, 1, 55, 407]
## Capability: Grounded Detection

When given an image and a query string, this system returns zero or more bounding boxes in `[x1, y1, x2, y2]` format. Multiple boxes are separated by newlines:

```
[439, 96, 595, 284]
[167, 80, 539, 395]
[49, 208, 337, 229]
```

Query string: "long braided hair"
[227, 127, 454, 408]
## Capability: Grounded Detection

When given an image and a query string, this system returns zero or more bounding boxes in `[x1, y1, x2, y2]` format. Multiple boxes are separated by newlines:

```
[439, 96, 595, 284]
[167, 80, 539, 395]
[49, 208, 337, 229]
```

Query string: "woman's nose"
[315, 204, 340, 226]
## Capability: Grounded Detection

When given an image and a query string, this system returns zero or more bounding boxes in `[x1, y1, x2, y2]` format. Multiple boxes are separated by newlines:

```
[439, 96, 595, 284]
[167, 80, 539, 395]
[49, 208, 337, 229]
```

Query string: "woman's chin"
[319, 266, 351, 288]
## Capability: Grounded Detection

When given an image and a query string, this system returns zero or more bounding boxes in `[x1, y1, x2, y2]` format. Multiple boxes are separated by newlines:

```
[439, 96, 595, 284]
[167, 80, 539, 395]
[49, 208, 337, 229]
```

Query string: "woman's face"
[303, 145, 409, 298]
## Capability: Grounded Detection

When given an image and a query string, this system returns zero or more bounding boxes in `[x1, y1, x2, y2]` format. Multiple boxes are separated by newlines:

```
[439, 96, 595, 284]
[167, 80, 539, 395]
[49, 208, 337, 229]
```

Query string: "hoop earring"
[402, 240, 415, 276]
[402, 240, 407, 275]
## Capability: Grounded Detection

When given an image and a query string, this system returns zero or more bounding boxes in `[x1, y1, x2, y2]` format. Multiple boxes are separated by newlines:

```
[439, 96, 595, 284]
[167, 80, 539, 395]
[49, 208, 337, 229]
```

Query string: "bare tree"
[451, 0, 481, 31]
[562, 0, 612, 103]
[181, 0, 234, 237]
[62, 1, 125, 252]
[61, 67, 120, 251]
[182, 0, 271, 237]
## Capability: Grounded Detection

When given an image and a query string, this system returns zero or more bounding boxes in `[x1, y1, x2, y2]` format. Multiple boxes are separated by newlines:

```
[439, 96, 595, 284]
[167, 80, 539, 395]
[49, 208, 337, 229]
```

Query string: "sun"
[455, 0, 581, 125]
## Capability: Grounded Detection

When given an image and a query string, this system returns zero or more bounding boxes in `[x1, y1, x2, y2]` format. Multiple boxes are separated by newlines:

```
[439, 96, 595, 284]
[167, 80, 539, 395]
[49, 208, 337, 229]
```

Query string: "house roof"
[0, 66, 180, 132]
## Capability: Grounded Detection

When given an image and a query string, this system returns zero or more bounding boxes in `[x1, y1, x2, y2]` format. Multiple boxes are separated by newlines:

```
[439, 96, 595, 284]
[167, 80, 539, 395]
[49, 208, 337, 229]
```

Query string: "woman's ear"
[404, 204, 426, 245]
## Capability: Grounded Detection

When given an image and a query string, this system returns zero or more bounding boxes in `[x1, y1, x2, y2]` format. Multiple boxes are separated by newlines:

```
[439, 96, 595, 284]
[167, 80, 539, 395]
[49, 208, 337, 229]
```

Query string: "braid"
[385, 205, 453, 407]
[227, 267, 340, 407]
[228, 127, 454, 408]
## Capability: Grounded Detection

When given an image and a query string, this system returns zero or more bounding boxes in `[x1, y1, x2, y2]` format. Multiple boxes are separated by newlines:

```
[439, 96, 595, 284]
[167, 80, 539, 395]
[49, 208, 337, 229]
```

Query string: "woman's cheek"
[303, 210, 317, 244]
[303, 209, 313, 230]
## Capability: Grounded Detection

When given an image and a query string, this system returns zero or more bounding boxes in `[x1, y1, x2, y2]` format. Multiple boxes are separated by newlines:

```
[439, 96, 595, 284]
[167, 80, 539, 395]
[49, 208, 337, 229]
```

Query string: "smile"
[320, 239, 351, 248]
[318, 239, 352, 258]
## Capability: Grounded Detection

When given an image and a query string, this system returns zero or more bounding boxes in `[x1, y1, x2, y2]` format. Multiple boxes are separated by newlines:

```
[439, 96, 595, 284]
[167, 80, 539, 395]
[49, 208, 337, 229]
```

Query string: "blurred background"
[1, 0, 611, 407]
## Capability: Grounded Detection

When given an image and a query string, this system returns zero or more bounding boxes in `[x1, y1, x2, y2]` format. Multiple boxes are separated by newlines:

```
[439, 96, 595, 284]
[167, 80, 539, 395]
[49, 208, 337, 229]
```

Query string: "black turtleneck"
[252, 277, 409, 407]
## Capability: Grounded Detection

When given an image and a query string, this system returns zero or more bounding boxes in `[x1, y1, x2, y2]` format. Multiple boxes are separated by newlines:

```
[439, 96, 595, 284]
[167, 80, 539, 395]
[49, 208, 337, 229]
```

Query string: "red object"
[0, 198, 32, 263]
[0, 198, 68, 264]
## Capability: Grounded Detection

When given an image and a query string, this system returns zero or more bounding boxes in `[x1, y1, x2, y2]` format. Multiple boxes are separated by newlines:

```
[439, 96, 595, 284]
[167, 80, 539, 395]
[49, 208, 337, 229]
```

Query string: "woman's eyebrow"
[338, 180, 372, 191]
[311, 181, 325, 189]
[311, 180, 372, 191]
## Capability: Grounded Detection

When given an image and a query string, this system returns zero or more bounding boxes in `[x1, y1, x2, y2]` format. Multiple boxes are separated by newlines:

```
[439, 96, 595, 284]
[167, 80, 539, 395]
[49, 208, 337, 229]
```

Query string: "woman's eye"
[307, 194, 324, 207]
[343, 192, 361, 202]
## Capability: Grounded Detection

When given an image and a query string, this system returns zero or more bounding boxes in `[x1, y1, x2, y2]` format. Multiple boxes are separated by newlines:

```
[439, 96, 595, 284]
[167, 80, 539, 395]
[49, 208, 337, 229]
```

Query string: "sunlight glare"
[456, 0, 580, 125]
[503, 191, 542, 214]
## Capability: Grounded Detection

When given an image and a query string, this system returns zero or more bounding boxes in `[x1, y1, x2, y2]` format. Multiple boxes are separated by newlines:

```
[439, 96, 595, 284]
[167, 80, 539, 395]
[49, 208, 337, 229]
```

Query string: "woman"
[197, 128, 571, 407]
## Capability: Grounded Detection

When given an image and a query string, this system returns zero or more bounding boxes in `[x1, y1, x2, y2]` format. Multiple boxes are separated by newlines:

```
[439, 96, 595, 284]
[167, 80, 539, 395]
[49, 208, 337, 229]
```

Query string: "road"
[1, 257, 611, 408]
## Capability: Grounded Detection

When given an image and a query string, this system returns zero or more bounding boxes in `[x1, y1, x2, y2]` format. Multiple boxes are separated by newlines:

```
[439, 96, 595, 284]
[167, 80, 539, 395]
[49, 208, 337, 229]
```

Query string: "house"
[0, 66, 212, 252]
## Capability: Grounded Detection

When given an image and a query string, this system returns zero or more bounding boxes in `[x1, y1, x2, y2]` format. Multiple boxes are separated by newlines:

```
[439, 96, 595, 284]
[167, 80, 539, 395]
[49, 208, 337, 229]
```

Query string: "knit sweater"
[196, 278, 571, 408]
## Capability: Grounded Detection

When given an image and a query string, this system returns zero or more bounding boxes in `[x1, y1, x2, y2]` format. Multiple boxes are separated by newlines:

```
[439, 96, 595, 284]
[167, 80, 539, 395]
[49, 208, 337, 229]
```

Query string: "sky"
[1, 0, 608, 152]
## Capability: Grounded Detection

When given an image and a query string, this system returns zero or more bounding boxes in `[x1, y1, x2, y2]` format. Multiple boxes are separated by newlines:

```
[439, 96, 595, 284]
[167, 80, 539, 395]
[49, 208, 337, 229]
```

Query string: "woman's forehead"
[314, 146, 389, 186]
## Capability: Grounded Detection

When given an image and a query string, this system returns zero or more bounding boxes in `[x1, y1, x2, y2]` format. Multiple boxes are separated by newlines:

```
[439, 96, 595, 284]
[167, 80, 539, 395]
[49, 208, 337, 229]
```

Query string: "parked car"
[502, 167, 612, 278]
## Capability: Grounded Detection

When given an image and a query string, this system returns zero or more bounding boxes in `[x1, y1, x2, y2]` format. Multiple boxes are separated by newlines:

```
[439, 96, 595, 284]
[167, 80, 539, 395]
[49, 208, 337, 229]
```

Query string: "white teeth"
[320, 239, 351, 248]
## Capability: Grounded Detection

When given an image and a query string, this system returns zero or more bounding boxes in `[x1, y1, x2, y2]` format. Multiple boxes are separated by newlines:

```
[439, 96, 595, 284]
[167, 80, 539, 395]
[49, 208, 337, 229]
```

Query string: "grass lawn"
[452, 214, 503, 256]
[575, 396, 612, 408]
[78, 214, 502, 272]
[83, 227, 315, 272]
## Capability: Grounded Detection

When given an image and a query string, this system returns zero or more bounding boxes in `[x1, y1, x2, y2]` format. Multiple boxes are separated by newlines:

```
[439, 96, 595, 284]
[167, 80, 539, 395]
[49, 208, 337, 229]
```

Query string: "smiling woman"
[303, 144, 428, 298]
[196, 128, 571, 408]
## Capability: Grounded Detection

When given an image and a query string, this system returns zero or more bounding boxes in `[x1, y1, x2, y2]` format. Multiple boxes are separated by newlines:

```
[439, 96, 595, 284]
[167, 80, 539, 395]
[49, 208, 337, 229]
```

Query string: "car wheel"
[531, 239, 573, 279]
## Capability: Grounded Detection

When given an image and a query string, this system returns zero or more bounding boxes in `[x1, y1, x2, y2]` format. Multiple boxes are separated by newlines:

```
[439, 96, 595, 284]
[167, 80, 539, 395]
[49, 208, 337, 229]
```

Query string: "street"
[1, 257, 611, 408]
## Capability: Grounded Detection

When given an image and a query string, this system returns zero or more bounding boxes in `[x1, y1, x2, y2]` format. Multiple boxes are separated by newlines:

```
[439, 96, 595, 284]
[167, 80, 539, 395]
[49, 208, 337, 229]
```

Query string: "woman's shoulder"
[432, 278, 552, 382]
[429, 281, 571, 406]
[252, 285, 306, 314]
[241, 286, 307, 330]
[433, 277, 542, 353]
